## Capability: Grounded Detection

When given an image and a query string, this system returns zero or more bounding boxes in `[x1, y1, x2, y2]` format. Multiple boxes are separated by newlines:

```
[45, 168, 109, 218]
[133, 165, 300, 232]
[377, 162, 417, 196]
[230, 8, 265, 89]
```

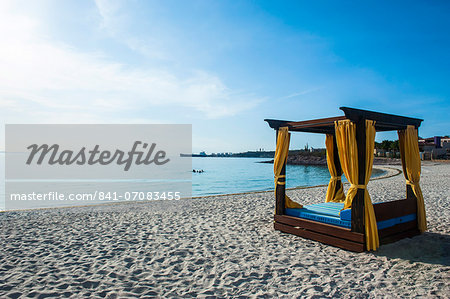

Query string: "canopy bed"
[265, 107, 426, 252]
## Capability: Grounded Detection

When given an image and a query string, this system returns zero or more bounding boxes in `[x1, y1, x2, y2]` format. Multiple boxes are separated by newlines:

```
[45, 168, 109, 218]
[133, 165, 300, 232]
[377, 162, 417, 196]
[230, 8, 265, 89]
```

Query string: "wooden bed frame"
[274, 198, 419, 252]
[265, 107, 423, 252]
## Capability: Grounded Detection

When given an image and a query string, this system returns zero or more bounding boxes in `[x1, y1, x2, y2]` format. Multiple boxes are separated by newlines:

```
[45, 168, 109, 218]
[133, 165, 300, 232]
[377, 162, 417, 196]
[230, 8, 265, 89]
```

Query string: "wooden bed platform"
[274, 198, 420, 252]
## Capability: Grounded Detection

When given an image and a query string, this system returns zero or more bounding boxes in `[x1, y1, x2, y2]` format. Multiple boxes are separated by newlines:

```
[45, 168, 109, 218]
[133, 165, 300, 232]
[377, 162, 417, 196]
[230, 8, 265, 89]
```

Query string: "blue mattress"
[285, 202, 351, 228]
[285, 202, 416, 230]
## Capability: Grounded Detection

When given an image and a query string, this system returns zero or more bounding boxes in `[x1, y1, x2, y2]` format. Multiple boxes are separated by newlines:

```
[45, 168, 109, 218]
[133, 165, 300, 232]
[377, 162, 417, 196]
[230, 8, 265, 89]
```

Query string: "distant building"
[441, 137, 450, 148]
[418, 136, 449, 160]
[309, 147, 326, 153]
[374, 149, 386, 157]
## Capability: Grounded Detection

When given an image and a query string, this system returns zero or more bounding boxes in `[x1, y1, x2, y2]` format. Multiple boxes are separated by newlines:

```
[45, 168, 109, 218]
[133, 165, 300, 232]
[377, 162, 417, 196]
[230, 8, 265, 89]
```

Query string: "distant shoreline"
[181, 150, 307, 158]
[260, 156, 406, 166]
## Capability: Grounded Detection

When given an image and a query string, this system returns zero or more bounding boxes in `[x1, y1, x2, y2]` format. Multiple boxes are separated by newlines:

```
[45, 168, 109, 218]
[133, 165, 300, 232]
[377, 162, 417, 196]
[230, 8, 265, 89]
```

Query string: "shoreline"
[258, 156, 414, 166]
[195, 165, 401, 199]
[1, 166, 399, 213]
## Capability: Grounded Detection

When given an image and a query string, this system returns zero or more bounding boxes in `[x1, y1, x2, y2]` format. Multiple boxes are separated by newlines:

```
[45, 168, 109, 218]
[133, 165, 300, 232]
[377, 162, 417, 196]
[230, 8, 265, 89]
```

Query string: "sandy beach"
[0, 163, 449, 298]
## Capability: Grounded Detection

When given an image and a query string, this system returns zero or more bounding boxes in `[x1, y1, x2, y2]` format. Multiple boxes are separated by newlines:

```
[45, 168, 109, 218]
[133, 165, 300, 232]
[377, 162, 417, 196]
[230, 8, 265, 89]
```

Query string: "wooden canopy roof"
[265, 107, 423, 134]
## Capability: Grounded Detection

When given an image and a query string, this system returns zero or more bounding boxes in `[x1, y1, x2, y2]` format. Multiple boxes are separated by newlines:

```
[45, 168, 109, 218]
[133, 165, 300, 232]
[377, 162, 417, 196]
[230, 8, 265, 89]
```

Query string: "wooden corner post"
[406, 185, 417, 201]
[275, 129, 286, 216]
[406, 128, 419, 223]
[352, 119, 366, 234]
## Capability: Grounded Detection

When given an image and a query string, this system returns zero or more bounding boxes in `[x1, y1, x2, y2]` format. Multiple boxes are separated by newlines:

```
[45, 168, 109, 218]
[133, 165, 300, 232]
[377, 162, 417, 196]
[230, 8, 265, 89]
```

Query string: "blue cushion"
[285, 202, 417, 230]
[286, 204, 351, 228]
[303, 202, 345, 215]
[376, 213, 416, 230]
[340, 208, 351, 221]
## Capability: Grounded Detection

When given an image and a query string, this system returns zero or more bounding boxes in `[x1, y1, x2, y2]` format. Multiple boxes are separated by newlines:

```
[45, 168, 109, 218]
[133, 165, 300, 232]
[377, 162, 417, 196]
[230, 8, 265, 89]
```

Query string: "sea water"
[0, 154, 385, 210]
[192, 157, 334, 196]
[191, 157, 384, 196]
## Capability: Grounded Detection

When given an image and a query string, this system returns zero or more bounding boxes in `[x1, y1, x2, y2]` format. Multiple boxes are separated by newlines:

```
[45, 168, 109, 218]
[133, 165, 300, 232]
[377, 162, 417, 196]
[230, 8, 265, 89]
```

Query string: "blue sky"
[0, 0, 449, 152]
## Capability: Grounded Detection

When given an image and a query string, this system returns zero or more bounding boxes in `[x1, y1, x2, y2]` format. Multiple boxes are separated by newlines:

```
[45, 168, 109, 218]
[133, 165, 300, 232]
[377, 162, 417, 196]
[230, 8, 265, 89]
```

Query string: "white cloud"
[0, 0, 260, 125]
[278, 87, 323, 100]
[95, 0, 121, 30]
[94, 0, 170, 60]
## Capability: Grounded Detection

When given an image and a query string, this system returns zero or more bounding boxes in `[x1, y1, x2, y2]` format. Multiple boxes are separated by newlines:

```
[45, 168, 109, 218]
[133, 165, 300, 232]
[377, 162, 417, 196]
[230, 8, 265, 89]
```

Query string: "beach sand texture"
[0, 164, 449, 298]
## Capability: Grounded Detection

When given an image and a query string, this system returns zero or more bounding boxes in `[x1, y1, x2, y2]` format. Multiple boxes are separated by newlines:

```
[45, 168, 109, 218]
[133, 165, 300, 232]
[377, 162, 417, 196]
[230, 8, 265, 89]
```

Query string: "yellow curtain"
[325, 134, 345, 202]
[274, 127, 302, 209]
[335, 119, 379, 251]
[335, 120, 359, 210]
[398, 125, 427, 232]
[364, 120, 379, 251]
